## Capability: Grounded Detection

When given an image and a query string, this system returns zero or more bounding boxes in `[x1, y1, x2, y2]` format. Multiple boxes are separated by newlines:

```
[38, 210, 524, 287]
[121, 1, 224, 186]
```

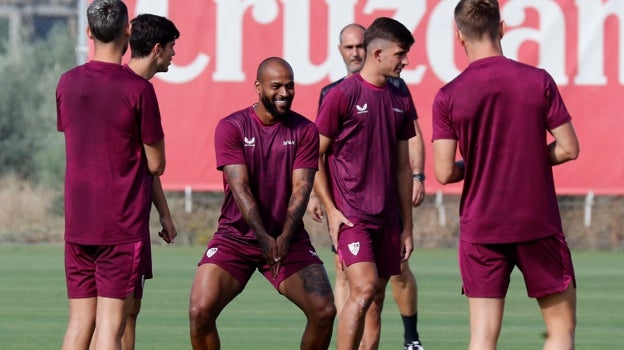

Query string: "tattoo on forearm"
[224, 165, 269, 239]
[284, 169, 315, 233]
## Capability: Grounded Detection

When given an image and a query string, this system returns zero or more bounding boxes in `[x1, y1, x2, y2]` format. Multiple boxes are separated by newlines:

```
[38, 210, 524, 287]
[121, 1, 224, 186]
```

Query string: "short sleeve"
[432, 89, 457, 141]
[215, 118, 245, 170]
[544, 71, 572, 131]
[397, 78, 418, 121]
[398, 103, 416, 141]
[293, 121, 319, 170]
[56, 79, 65, 132]
[139, 83, 165, 145]
[316, 87, 347, 139]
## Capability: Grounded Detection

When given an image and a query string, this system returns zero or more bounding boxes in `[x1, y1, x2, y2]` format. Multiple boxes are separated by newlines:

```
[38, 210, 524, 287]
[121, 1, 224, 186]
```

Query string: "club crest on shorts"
[348, 242, 360, 256]
[206, 247, 218, 258]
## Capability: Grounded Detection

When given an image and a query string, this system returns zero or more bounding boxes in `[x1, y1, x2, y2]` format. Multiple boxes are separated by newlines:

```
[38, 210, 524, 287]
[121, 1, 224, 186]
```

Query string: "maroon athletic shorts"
[198, 234, 323, 290]
[337, 218, 402, 277]
[65, 240, 148, 299]
[459, 232, 576, 298]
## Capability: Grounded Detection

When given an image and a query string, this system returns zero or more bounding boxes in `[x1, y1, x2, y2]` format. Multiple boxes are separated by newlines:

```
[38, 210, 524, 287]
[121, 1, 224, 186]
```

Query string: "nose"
[278, 86, 290, 97]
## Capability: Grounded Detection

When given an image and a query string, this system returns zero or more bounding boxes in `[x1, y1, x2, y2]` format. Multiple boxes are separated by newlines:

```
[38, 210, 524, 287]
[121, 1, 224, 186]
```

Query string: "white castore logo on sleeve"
[244, 136, 255, 147]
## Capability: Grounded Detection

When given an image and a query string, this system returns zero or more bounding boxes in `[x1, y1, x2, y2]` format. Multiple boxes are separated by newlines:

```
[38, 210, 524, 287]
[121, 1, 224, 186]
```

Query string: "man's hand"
[400, 228, 414, 262]
[412, 179, 425, 207]
[306, 194, 325, 222]
[325, 208, 353, 250]
[256, 234, 282, 279]
[158, 215, 177, 243]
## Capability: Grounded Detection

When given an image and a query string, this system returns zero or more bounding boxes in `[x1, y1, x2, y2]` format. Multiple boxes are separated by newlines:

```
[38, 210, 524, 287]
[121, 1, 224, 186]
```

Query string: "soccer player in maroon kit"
[314, 17, 416, 349]
[188, 57, 336, 350]
[121, 13, 180, 350]
[57, 1, 171, 349]
[309, 23, 426, 350]
[432, 1, 579, 349]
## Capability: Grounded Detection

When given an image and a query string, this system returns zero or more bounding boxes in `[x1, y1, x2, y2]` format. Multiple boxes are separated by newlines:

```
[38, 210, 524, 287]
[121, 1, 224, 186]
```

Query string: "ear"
[254, 80, 261, 94]
[372, 47, 383, 62]
[86, 26, 93, 39]
[499, 21, 505, 39]
[455, 27, 465, 47]
[153, 43, 162, 57]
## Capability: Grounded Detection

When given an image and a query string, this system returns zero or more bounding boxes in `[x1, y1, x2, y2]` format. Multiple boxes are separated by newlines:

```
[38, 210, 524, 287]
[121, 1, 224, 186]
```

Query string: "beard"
[260, 93, 291, 119]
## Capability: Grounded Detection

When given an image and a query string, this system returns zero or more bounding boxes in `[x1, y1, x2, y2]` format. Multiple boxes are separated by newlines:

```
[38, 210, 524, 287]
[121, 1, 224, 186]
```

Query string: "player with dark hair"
[129, 13, 180, 60]
[432, 1, 579, 349]
[308, 22, 426, 350]
[188, 57, 336, 350]
[120, 13, 180, 350]
[57, 1, 170, 349]
[315, 17, 416, 349]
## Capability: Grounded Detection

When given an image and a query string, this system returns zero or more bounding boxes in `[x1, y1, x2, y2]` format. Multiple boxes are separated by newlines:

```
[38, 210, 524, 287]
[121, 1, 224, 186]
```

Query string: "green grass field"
[0, 245, 622, 349]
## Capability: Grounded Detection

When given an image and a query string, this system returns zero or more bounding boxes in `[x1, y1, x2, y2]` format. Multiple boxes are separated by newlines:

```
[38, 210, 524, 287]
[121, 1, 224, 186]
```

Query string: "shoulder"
[326, 75, 362, 102]
[58, 64, 87, 84]
[387, 77, 411, 95]
[496, 57, 555, 88]
[284, 111, 316, 130]
[320, 77, 346, 97]
[219, 107, 252, 127]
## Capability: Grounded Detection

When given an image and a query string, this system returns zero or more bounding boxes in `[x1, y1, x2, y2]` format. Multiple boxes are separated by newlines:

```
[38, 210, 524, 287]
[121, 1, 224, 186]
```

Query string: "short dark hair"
[129, 14, 180, 58]
[87, 0, 128, 43]
[454, 0, 501, 41]
[363, 17, 414, 51]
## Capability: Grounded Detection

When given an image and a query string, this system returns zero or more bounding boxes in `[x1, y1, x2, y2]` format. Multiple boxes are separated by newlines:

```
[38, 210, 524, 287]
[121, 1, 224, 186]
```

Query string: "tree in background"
[0, 24, 75, 186]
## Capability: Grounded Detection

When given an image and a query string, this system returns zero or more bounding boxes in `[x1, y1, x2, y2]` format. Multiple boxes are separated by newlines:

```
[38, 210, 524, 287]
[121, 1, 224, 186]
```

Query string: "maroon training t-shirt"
[57, 60, 164, 245]
[316, 73, 416, 224]
[432, 56, 571, 244]
[214, 106, 319, 244]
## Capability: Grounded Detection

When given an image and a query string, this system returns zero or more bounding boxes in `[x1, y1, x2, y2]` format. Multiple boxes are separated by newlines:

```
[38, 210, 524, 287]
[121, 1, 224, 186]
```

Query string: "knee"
[350, 283, 378, 307]
[309, 299, 337, 326]
[127, 301, 141, 321]
[188, 300, 216, 330]
[393, 266, 416, 286]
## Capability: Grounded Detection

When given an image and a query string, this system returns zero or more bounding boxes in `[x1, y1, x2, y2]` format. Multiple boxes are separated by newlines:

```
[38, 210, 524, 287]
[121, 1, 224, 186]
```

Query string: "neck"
[359, 63, 387, 87]
[464, 39, 504, 62]
[127, 57, 157, 80]
[252, 104, 279, 125]
[92, 41, 125, 64]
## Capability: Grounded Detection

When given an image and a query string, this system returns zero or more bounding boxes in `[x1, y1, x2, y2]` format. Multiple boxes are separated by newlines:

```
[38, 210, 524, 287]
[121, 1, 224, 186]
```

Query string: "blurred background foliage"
[0, 23, 74, 187]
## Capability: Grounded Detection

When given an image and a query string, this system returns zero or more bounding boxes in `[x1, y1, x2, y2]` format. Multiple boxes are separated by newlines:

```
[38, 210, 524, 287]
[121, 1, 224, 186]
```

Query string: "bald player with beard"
[188, 57, 336, 350]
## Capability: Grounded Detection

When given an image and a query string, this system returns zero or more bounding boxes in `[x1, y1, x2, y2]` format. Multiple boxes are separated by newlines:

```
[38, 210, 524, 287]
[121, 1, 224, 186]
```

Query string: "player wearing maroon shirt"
[57, 1, 167, 349]
[119, 14, 180, 350]
[188, 57, 335, 350]
[432, 1, 579, 349]
[314, 17, 416, 349]
[310, 23, 426, 350]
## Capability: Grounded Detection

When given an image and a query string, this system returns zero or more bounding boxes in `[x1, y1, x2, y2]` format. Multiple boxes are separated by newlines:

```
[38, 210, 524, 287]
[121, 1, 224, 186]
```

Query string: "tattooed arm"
[223, 163, 277, 266]
[275, 167, 316, 259]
